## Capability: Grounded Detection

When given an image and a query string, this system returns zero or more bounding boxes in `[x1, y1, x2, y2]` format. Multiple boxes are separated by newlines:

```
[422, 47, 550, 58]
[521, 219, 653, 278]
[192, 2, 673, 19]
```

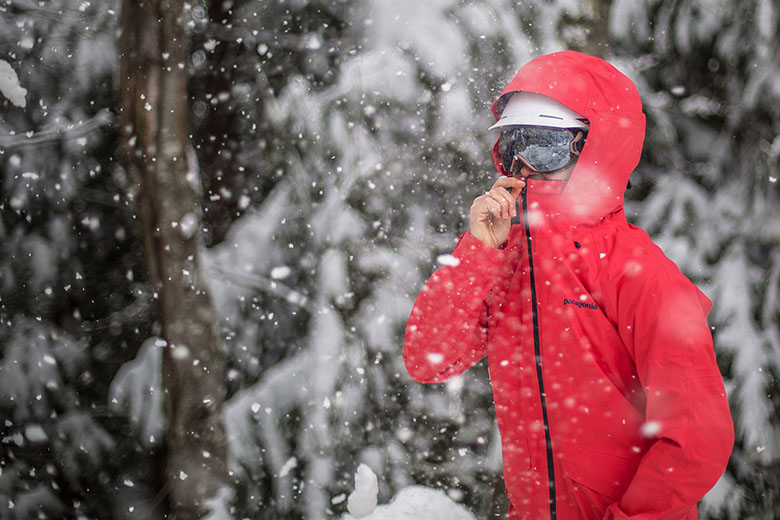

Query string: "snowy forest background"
[1, 0, 779, 518]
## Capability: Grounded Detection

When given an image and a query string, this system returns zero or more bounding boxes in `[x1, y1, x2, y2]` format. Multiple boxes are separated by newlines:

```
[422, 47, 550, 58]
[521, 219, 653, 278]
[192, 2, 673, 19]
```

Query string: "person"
[403, 51, 734, 520]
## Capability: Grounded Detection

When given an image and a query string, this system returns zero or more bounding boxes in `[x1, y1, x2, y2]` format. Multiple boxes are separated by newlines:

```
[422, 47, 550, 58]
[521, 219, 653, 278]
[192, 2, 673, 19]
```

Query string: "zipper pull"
[511, 198, 521, 226]
[510, 178, 526, 226]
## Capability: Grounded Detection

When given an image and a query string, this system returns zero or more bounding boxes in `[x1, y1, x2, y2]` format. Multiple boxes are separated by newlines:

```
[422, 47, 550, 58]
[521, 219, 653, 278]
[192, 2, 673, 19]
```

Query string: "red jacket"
[403, 52, 733, 520]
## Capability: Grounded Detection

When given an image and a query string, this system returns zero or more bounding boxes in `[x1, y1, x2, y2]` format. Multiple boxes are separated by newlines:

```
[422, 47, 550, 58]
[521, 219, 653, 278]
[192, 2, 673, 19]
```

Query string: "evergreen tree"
[1, 0, 778, 518]
[0, 1, 163, 517]
[611, 0, 780, 516]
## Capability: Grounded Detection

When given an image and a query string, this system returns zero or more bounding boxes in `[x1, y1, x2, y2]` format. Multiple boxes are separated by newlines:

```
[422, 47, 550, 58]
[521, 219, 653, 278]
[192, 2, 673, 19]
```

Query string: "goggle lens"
[499, 126, 582, 174]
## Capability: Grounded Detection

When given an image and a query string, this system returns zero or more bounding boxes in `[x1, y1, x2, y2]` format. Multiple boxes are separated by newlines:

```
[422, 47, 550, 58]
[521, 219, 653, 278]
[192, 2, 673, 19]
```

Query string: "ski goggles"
[499, 126, 586, 174]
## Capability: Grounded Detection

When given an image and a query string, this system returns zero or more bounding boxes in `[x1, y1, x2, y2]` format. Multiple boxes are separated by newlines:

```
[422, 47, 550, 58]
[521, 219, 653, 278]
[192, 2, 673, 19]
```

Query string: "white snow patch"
[342, 485, 475, 520]
[426, 352, 444, 364]
[171, 344, 190, 360]
[347, 464, 378, 518]
[436, 254, 460, 267]
[640, 420, 662, 437]
[203, 486, 235, 520]
[278, 457, 297, 478]
[108, 337, 165, 446]
[271, 266, 292, 280]
[179, 212, 198, 239]
[24, 424, 47, 443]
[0, 59, 27, 107]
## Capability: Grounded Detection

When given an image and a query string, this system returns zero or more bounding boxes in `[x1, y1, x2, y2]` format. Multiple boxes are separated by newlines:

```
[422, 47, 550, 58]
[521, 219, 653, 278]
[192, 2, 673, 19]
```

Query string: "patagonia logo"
[563, 298, 598, 310]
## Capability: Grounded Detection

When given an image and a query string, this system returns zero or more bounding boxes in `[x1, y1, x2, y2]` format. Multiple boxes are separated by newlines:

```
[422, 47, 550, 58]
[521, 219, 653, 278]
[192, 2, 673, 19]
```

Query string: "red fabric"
[403, 52, 733, 520]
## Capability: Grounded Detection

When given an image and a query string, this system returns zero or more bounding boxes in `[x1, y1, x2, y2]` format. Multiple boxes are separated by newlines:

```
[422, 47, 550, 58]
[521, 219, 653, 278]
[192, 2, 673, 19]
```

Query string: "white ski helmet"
[489, 91, 590, 131]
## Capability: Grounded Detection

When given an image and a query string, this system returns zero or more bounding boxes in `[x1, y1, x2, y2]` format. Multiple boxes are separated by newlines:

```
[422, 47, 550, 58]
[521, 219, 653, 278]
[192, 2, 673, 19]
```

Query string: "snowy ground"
[340, 464, 476, 520]
[341, 486, 476, 520]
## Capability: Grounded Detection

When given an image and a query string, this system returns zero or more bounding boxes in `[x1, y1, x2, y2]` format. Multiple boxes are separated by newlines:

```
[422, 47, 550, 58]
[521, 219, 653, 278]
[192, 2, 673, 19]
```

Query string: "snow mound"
[348, 464, 379, 517]
[342, 485, 476, 520]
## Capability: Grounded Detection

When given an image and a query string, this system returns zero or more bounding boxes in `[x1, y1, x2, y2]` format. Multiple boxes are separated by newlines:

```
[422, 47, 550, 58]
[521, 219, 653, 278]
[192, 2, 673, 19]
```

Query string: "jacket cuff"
[452, 231, 506, 279]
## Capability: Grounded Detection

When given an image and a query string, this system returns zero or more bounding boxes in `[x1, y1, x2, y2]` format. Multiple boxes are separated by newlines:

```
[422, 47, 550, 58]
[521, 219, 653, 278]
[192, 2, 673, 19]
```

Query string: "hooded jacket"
[403, 51, 734, 520]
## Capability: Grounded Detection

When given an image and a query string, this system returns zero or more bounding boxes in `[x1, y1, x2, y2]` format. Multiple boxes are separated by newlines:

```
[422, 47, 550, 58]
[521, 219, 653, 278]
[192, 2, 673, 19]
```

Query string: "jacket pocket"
[562, 441, 640, 502]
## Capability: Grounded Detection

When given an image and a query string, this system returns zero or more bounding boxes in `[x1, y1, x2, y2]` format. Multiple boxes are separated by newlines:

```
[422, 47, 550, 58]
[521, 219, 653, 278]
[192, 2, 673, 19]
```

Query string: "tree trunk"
[583, 0, 613, 57]
[117, 1, 228, 518]
[560, 0, 613, 58]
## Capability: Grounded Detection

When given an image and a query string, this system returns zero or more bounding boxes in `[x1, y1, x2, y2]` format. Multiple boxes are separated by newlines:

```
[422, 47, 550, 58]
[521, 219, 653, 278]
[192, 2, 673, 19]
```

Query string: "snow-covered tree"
[1, 0, 778, 518]
[0, 1, 163, 517]
[610, 0, 780, 516]
[117, 0, 229, 516]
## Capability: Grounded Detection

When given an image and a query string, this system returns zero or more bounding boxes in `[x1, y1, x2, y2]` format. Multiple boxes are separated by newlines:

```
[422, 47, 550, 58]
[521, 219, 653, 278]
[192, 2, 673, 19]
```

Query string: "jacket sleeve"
[604, 260, 734, 520]
[403, 231, 506, 383]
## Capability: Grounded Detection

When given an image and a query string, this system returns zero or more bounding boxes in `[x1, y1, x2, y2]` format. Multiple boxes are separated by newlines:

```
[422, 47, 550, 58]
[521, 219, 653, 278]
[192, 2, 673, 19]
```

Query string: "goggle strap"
[569, 130, 585, 155]
[510, 153, 536, 176]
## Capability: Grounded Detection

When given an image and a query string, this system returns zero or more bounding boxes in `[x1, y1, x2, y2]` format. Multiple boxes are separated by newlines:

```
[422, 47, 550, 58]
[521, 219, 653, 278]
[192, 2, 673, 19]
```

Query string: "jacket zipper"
[521, 186, 557, 519]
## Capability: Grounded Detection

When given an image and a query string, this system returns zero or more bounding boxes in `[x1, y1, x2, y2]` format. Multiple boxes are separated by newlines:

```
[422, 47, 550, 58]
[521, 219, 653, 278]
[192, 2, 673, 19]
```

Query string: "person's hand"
[469, 176, 525, 248]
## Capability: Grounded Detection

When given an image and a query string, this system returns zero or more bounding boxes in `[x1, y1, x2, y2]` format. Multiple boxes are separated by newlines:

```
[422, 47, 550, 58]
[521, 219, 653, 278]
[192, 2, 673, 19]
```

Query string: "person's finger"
[482, 194, 502, 220]
[472, 194, 491, 216]
[491, 186, 516, 218]
[492, 176, 525, 198]
[487, 192, 510, 220]
[491, 176, 526, 188]
[487, 190, 511, 219]
[503, 187, 518, 217]
[491, 175, 525, 189]
[483, 197, 503, 221]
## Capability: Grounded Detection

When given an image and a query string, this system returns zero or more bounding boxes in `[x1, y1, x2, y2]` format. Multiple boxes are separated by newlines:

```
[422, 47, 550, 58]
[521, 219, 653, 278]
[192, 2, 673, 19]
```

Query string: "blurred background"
[1, 0, 778, 518]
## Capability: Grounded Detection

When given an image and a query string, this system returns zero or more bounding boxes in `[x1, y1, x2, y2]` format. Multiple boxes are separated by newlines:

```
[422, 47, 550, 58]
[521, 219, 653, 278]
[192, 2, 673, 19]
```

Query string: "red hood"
[491, 51, 646, 225]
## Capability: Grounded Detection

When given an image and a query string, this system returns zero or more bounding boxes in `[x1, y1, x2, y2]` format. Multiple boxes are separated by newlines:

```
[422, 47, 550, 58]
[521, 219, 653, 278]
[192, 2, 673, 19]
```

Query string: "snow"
[347, 464, 379, 518]
[639, 421, 662, 437]
[278, 456, 298, 478]
[203, 486, 235, 520]
[343, 486, 476, 520]
[108, 337, 165, 447]
[0, 59, 27, 108]
[609, 0, 651, 43]
[222, 353, 311, 509]
[23, 424, 48, 443]
[1, 0, 778, 518]
[270, 265, 292, 279]
[437, 254, 460, 267]
[341, 464, 475, 520]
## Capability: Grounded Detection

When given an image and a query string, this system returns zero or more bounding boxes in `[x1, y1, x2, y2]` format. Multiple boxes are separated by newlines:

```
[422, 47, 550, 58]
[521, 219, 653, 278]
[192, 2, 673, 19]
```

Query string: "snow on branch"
[0, 59, 27, 108]
[207, 265, 312, 313]
[0, 109, 113, 150]
[108, 337, 166, 448]
[223, 353, 311, 508]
